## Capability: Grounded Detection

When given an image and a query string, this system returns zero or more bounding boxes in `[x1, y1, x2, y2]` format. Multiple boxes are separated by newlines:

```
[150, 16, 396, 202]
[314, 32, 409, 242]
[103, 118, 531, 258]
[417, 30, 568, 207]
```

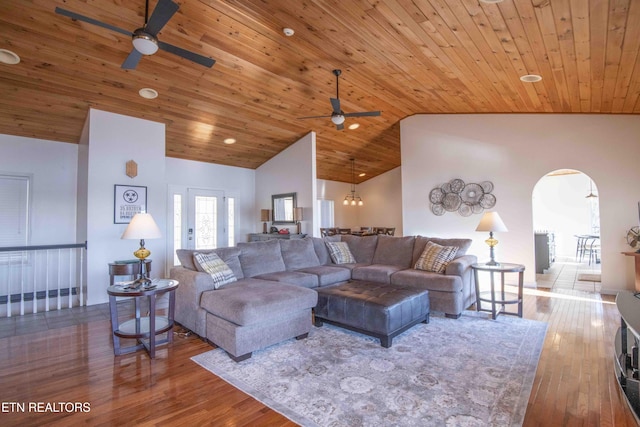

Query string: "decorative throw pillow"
[193, 252, 237, 289]
[414, 241, 459, 273]
[325, 241, 356, 264]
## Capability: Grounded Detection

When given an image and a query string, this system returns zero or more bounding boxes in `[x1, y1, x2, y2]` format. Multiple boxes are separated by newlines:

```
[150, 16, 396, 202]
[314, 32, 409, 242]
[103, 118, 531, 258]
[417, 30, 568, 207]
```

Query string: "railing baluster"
[0, 243, 86, 316]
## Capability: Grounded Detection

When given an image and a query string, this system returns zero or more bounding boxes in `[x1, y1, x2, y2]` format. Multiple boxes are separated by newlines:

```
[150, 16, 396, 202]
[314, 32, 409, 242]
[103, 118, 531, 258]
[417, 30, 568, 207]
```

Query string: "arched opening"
[532, 169, 601, 292]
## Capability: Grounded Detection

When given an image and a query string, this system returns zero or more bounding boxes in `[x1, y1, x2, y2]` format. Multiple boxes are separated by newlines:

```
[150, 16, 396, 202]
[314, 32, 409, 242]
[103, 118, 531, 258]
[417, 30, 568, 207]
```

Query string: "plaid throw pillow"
[193, 252, 237, 289]
[325, 241, 356, 264]
[414, 241, 458, 273]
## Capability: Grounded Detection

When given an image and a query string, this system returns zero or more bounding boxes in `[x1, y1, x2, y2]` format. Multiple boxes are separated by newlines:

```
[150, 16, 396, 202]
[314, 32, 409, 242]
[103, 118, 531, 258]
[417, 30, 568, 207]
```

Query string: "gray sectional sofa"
[170, 234, 476, 360]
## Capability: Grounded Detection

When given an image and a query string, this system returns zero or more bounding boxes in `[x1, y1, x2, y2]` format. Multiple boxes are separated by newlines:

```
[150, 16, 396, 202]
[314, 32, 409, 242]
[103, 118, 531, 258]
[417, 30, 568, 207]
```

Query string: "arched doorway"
[532, 169, 601, 292]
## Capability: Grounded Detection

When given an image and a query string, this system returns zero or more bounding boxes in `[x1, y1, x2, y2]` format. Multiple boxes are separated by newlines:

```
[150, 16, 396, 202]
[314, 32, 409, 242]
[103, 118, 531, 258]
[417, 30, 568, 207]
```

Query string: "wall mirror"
[272, 192, 296, 224]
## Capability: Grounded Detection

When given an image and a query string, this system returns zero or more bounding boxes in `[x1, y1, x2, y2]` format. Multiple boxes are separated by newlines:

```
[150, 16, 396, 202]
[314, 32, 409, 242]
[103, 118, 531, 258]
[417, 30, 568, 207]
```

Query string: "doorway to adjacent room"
[532, 169, 601, 292]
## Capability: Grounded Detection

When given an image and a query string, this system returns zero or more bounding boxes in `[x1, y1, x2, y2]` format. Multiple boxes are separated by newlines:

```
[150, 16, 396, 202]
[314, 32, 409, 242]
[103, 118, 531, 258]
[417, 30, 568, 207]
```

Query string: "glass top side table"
[471, 263, 525, 320]
[107, 279, 179, 358]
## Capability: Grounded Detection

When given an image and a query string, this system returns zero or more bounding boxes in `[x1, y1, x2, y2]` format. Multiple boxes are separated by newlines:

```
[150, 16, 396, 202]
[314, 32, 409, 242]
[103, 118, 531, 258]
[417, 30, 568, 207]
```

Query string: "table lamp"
[261, 209, 270, 233]
[294, 207, 303, 234]
[121, 212, 162, 288]
[475, 211, 508, 266]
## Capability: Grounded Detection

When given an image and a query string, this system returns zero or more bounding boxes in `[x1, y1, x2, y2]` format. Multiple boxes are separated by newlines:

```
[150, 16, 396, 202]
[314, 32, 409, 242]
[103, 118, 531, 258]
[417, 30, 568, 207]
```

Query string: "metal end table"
[107, 279, 179, 358]
[471, 263, 525, 320]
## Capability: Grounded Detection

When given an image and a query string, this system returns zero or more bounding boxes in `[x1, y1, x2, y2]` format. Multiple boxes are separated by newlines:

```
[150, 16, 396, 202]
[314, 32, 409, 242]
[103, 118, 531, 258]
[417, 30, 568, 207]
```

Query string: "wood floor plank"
[0, 283, 637, 425]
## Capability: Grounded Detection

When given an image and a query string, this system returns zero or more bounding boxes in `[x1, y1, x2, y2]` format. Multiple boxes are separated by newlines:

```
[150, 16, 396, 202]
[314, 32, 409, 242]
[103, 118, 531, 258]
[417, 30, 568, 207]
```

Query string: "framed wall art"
[114, 184, 147, 224]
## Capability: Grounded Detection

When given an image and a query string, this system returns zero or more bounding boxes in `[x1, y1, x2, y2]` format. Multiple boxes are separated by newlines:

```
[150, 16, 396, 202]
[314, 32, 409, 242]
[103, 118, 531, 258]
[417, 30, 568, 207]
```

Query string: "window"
[227, 197, 235, 247]
[0, 174, 30, 249]
[172, 194, 182, 265]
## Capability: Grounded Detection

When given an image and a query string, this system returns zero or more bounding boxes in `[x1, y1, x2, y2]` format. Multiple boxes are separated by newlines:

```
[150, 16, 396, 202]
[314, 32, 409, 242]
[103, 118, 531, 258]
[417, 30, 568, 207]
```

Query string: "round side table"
[471, 263, 525, 320]
[107, 279, 178, 358]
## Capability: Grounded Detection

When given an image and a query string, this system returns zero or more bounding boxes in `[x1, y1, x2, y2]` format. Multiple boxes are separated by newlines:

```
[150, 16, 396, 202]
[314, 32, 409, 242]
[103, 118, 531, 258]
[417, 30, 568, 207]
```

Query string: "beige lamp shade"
[475, 212, 508, 232]
[261, 209, 270, 222]
[294, 207, 303, 222]
[121, 213, 162, 240]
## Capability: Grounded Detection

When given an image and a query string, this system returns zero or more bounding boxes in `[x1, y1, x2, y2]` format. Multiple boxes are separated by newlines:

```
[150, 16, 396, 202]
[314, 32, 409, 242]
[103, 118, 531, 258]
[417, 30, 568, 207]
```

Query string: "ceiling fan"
[299, 69, 381, 130]
[55, 0, 215, 70]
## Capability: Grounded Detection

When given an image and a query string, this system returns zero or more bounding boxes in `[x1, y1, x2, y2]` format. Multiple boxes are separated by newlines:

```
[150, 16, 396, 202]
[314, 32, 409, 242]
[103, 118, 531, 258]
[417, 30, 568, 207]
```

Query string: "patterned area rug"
[192, 312, 547, 426]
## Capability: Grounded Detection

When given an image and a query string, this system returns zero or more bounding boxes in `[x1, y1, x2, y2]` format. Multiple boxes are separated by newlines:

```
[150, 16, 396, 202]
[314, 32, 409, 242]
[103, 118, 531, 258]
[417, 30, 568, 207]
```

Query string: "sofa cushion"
[372, 235, 415, 268]
[414, 241, 459, 273]
[341, 234, 378, 264]
[176, 249, 198, 271]
[391, 269, 463, 293]
[200, 279, 318, 326]
[237, 239, 286, 277]
[253, 271, 319, 288]
[352, 264, 405, 284]
[412, 236, 472, 266]
[296, 265, 352, 287]
[280, 238, 320, 270]
[311, 237, 336, 265]
[193, 252, 237, 289]
[325, 241, 356, 264]
[178, 247, 244, 279]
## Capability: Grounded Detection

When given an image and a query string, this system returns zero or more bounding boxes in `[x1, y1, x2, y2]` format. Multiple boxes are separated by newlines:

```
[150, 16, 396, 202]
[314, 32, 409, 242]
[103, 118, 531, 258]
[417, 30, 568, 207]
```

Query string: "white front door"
[186, 188, 226, 250]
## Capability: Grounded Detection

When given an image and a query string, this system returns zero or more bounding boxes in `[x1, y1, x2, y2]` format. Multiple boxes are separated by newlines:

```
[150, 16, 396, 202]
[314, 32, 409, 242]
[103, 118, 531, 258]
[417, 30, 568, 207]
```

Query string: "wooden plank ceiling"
[0, 0, 639, 183]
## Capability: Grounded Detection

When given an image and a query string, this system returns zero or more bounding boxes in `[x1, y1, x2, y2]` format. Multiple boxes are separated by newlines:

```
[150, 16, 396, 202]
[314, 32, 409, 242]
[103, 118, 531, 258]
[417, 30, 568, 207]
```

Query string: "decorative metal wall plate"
[429, 178, 496, 216]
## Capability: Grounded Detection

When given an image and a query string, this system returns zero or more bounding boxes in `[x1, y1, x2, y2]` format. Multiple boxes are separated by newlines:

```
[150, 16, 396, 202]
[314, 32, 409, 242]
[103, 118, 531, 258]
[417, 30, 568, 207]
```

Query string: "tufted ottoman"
[314, 280, 430, 347]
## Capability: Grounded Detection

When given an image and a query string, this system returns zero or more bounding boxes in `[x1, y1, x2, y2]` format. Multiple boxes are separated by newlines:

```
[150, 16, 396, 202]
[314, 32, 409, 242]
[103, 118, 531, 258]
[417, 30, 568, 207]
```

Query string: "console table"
[107, 279, 178, 359]
[614, 291, 640, 423]
[248, 233, 306, 242]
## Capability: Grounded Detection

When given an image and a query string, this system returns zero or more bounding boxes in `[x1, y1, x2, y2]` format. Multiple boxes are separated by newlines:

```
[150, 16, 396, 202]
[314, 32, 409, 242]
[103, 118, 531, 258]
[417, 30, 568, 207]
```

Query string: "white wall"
[317, 179, 359, 231]
[401, 114, 640, 292]
[165, 157, 255, 250]
[317, 167, 403, 235]
[255, 132, 317, 236]
[358, 167, 403, 235]
[0, 135, 78, 245]
[83, 109, 167, 305]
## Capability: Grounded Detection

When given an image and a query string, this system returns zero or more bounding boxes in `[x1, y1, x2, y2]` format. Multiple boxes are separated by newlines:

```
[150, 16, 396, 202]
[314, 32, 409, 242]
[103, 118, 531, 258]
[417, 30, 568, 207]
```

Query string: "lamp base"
[485, 260, 500, 266]
[130, 276, 152, 289]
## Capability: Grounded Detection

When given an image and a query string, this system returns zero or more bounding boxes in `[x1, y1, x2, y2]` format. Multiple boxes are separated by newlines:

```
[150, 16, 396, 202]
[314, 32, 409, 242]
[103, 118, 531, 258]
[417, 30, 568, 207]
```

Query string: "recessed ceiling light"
[283, 28, 295, 37]
[348, 123, 360, 130]
[0, 49, 20, 65]
[138, 88, 158, 99]
[520, 74, 542, 83]
[359, 173, 366, 177]
[223, 138, 236, 145]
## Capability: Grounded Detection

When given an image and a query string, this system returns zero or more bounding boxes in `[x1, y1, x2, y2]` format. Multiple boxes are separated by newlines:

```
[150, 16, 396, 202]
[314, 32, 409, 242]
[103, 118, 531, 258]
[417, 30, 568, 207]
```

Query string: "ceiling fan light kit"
[132, 30, 159, 55]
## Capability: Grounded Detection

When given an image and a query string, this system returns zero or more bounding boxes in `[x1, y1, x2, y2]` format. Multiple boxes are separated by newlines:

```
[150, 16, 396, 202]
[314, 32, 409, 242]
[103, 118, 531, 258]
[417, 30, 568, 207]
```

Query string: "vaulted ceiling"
[1, 0, 639, 183]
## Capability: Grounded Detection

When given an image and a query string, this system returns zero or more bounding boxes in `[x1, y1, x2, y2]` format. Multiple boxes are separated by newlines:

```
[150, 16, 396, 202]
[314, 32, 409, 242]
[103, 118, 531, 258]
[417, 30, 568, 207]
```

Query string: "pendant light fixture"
[585, 180, 598, 198]
[343, 158, 363, 206]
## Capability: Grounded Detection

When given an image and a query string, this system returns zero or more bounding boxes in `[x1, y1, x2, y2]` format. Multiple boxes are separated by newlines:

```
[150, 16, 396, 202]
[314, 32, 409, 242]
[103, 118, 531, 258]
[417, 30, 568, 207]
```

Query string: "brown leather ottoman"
[314, 280, 430, 347]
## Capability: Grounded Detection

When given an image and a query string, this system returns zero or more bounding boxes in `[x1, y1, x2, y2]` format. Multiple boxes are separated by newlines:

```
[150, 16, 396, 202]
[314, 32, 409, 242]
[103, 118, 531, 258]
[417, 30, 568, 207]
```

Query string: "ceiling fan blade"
[343, 111, 381, 117]
[55, 7, 132, 37]
[145, 0, 180, 36]
[330, 98, 341, 115]
[298, 114, 333, 119]
[122, 49, 143, 69]
[336, 123, 344, 130]
[158, 41, 215, 68]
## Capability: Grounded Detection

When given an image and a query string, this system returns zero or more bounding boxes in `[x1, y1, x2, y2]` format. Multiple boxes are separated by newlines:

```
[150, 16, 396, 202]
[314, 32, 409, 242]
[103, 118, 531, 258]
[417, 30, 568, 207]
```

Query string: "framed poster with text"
[114, 185, 147, 224]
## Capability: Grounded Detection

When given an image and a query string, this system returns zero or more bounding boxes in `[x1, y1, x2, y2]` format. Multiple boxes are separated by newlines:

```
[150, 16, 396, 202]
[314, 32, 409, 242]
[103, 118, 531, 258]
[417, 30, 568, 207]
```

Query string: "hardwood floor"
[0, 275, 637, 425]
